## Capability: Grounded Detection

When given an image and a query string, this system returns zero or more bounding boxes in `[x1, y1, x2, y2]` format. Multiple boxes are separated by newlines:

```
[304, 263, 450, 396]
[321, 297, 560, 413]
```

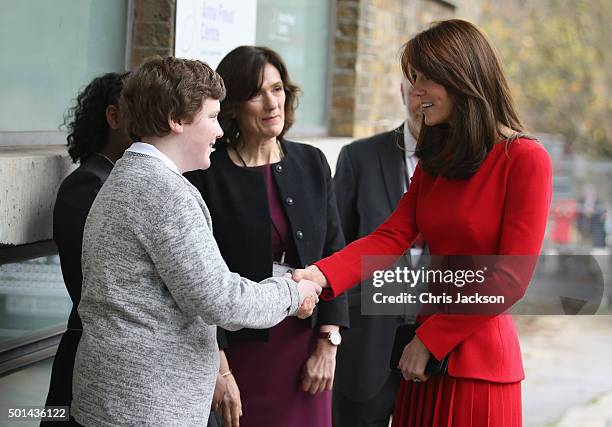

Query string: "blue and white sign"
[175, 0, 257, 69]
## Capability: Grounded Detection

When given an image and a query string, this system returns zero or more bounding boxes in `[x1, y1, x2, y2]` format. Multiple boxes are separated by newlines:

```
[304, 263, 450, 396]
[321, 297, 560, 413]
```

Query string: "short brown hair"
[215, 46, 300, 147]
[120, 56, 225, 140]
[402, 20, 527, 179]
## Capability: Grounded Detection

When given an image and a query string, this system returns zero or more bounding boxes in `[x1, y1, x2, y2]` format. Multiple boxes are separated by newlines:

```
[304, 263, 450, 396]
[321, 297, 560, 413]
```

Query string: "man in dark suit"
[332, 78, 422, 427]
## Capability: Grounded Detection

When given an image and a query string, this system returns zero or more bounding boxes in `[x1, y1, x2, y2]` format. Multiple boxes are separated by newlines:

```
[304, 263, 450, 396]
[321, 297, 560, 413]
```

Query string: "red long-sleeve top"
[316, 138, 552, 382]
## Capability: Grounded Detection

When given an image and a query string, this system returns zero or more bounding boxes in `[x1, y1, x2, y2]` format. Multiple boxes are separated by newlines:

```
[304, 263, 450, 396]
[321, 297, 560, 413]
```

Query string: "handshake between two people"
[291, 265, 330, 319]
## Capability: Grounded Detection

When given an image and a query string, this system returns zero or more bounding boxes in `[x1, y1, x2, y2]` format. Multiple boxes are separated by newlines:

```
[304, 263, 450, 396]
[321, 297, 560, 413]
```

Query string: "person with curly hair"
[41, 72, 132, 426]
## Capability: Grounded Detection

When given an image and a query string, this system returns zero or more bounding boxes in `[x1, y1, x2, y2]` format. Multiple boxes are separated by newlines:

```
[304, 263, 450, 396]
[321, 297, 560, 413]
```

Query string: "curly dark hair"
[64, 72, 130, 163]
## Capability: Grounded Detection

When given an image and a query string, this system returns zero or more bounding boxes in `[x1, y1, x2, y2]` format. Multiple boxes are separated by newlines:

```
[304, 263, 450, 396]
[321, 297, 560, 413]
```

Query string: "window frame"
[0, 241, 65, 377]
[0, 1, 132, 147]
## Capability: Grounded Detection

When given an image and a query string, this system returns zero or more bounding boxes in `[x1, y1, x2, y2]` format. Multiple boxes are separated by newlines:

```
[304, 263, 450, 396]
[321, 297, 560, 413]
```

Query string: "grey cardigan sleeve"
[140, 190, 301, 331]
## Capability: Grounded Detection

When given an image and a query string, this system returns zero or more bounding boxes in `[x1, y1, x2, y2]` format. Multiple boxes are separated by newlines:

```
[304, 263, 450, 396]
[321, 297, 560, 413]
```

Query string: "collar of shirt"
[403, 121, 417, 154]
[402, 121, 419, 193]
[126, 142, 181, 175]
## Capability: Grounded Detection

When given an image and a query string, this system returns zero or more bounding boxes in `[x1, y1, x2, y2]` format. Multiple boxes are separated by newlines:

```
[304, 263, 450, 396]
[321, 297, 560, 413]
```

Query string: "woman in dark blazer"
[185, 46, 349, 427]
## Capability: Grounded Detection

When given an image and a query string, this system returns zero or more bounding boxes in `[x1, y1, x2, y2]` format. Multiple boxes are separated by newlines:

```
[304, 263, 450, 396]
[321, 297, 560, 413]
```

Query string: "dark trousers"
[40, 329, 81, 426]
[333, 371, 401, 427]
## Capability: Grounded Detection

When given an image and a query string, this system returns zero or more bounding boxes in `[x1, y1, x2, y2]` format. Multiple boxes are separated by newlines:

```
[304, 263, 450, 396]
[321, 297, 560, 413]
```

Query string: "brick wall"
[129, 0, 176, 69]
[330, 0, 466, 137]
[127, 0, 479, 137]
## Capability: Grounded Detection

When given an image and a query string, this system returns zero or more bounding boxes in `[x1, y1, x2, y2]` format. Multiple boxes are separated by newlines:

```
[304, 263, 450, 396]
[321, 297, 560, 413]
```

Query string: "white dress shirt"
[403, 121, 419, 192]
[403, 122, 422, 265]
[126, 142, 181, 175]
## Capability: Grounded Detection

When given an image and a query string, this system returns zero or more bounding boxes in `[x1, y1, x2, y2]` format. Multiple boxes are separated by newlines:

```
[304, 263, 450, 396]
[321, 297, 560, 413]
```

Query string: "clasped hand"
[294, 278, 321, 319]
[293, 265, 328, 288]
[292, 266, 329, 319]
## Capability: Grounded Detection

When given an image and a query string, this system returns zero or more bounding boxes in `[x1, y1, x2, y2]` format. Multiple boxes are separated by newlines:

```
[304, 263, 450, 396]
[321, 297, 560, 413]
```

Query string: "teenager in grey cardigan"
[70, 57, 320, 426]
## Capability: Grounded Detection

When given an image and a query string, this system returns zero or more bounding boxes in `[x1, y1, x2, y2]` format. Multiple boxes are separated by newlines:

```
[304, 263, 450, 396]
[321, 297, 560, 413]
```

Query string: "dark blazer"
[185, 139, 349, 345]
[42, 154, 112, 420]
[53, 154, 113, 330]
[333, 125, 416, 401]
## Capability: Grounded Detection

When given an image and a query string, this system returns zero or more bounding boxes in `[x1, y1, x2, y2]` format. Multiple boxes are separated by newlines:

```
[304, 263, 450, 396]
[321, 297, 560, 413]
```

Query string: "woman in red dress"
[294, 20, 552, 426]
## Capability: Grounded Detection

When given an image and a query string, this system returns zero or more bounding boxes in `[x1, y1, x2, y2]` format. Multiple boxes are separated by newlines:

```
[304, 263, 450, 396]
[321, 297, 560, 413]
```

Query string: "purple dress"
[225, 164, 332, 427]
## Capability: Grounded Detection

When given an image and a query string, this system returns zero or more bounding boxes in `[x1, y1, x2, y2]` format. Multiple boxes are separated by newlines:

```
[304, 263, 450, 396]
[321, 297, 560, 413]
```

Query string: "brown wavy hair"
[119, 56, 225, 140]
[215, 46, 300, 147]
[402, 19, 528, 179]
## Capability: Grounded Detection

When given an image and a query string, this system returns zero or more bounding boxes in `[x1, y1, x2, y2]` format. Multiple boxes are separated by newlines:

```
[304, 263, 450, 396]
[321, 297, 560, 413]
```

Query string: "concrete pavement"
[518, 315, 612, 426]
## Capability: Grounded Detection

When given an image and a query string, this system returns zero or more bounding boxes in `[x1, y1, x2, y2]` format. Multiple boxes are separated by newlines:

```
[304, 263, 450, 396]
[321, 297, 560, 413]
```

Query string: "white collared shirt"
[403, 122, 423, 265]
[126, 142, 181, 175]
[402, 121, 419, 193]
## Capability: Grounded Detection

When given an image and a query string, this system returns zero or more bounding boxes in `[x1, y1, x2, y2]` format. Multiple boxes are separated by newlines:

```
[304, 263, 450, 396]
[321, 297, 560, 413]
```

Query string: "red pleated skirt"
[391, 375, 522, 427]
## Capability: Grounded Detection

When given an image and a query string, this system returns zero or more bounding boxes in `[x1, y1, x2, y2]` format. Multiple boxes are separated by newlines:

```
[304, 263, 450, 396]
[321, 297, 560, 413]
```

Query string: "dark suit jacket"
[185, 139, 349, 346]
[43, 154, 113, 414]
[333, 124, 416, 401]
[53, 154, 114, 330]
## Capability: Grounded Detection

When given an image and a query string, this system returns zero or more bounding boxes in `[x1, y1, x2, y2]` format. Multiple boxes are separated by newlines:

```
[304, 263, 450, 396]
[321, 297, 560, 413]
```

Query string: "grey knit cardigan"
[71, 152, 300, 426]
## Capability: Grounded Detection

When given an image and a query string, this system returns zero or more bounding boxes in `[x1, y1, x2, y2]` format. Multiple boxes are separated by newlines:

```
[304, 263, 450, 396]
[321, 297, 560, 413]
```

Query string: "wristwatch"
[318, 331, 342, 346]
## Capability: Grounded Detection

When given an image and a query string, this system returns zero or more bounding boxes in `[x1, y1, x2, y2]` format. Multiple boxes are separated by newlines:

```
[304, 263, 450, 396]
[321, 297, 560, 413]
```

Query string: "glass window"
[0, 255, 70, 346]
[0, 0, 128, 134]
[256, 0, 331, 135]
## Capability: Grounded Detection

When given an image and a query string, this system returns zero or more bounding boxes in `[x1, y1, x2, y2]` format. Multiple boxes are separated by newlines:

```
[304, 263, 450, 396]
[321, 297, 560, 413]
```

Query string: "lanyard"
[234, 139, 284, 167]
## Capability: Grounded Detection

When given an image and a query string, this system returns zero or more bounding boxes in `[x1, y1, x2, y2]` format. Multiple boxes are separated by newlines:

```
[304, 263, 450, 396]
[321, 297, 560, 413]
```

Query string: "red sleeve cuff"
[313, 259, 342, 300]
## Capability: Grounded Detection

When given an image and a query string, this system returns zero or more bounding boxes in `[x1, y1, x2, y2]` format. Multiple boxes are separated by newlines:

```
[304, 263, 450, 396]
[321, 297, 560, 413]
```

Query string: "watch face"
[329, 331, 342, 346]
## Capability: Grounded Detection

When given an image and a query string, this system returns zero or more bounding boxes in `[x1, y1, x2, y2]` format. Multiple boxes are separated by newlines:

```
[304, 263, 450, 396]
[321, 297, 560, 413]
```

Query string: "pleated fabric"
[391, 375, 522, 427]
